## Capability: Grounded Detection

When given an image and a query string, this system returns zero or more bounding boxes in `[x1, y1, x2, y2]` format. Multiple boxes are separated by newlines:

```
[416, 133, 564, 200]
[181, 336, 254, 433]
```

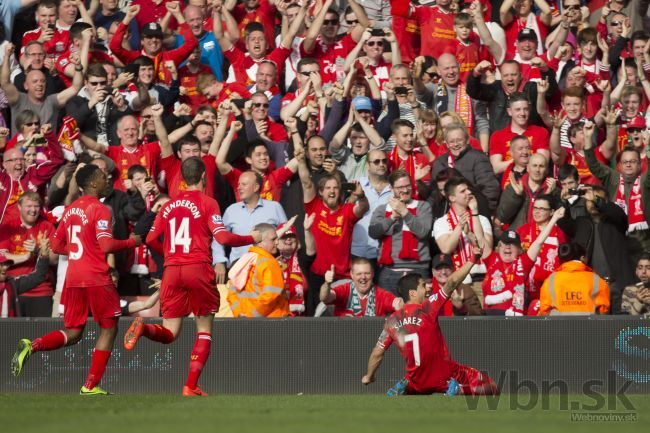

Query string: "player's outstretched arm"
[362, 346, 386, 385]
[442, 252, 481, 298]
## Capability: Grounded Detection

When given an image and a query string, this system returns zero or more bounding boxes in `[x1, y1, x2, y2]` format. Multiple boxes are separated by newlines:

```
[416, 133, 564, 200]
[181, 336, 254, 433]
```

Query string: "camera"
[370, 28, 385, 37]
[394, 86, 408, 95]
[568, 188, 587, 196]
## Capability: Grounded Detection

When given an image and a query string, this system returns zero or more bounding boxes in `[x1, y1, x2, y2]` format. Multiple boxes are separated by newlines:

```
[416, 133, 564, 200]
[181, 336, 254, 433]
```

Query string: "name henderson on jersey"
[162, 199, 202, 219]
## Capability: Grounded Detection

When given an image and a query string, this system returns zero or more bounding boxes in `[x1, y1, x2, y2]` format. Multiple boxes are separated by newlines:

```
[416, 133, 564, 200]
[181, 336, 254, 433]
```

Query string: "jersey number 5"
[404, 333, 421, 366]
[68, 225, 83, 260]
[169, 217, 191, 253]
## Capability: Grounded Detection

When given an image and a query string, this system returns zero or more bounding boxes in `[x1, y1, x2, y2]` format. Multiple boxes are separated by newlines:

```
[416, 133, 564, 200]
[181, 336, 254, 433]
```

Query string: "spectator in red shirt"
[500, 135, 532, 191]
[230, 0, 277, 51]
[214, 2, 305, 86]
[300, 0, 367, 84]
[319, 258, 402, 317]
[21, 0, 70, 61]
[390, 0, 457, 59]
[298, 145, 369, 315]
[109, 3, 197, 85]
[489, 93, 550, 174]
[78, 111, 166, 192]
[178, 45, 211, 111]
[56, 23, 113, 87]
[0, 191, 55, 316]
[499, 0, 552, 59]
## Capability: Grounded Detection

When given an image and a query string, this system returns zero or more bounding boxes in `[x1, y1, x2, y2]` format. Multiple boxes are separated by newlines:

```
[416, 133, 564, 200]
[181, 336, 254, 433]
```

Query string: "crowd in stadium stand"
[3, 0, 650, 319]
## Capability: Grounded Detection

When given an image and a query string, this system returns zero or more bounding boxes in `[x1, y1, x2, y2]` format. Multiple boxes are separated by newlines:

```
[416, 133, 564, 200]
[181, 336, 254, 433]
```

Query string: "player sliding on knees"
[362, 247, 499, 396]
[123, 157, 261, 397]
[11, 165, 143, 395]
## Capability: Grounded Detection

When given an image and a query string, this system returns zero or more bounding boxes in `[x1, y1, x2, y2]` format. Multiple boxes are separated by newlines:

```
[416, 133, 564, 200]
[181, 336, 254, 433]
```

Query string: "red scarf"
[446, 207, 475, 270]
[615, 175, 648, 233]
[279, 253, 307, 317]
[521, 222, 562, 296]
[379, 201, 420, 266]
[482, 254, 526, 315]
[521, 174, 547, 224]
[388, 147, 418, 196]
[455, 83, 474, 136]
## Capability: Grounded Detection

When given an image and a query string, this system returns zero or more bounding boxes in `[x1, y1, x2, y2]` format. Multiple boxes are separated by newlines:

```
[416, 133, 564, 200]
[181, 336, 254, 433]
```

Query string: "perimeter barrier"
[1, 317, 649, 394]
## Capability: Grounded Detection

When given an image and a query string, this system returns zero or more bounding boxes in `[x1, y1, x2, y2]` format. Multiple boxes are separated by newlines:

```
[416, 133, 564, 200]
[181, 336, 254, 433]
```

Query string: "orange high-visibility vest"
[538, 261, 610, 315]
[227, 246, 290, 318]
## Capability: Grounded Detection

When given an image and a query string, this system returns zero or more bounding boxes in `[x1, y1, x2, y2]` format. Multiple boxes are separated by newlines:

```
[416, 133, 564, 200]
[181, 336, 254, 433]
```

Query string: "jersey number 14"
[169, 217, 191, 253]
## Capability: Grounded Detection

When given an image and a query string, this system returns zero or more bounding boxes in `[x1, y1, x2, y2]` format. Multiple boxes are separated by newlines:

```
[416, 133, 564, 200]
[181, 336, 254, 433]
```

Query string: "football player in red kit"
[123, 157, 261, 397]
[11, 165, 142, 395]
[362, 252, 499, 396]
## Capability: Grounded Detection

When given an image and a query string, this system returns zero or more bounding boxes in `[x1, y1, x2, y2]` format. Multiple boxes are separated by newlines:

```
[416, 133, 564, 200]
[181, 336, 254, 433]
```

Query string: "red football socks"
[32, 330, 67, 352]
[143, 324, 175, 344]
[184, 332, 212, 389]
[84, 349, 111, 390]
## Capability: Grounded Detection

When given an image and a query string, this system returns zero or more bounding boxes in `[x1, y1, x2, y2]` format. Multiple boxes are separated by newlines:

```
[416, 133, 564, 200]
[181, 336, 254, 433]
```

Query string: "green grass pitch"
[0, 394, 648, 433]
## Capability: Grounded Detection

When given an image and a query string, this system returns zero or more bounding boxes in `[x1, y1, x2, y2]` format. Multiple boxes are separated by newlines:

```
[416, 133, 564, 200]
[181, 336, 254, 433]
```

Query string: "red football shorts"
[63, 284, 121, 329]
[160, 263, 219, 319]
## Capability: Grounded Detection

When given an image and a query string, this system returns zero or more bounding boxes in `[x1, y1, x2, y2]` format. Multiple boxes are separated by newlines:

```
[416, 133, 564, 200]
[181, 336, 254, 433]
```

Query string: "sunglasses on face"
[299, 71, 313, 77]
[366, 40, 384, 47]
[370, 158, 388, 165]
[252, 102, 270, 108]
[88, 80, 107, 86]
[610, 21, 623, 26]
[347, 19, 358, 25]
[23, 122, 40, 127]
[323, 19, 339, 26]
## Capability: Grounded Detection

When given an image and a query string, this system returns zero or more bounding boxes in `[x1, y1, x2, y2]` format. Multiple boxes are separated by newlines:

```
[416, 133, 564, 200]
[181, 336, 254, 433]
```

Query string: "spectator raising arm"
[301, 0, 335, 54]
[0, 44, 19, 105]
[215, 119, 242, 175]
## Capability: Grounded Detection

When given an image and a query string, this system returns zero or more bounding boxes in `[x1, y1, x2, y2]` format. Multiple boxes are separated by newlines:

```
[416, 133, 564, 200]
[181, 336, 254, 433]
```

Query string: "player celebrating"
[11, 165, 142, 395]
[123, 157, 261, 397]
[361, 251, 499, 396]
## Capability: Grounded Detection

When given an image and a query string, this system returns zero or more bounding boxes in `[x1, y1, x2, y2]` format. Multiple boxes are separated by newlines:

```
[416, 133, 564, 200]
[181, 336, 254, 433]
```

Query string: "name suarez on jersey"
[163, 199, 202, 219]
[391, 316, 423, 329]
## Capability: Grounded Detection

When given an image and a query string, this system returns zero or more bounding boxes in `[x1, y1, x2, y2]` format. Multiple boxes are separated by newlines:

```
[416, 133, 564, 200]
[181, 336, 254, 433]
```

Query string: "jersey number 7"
[404, 333, 421, 366]
[169, 217, 191, 253]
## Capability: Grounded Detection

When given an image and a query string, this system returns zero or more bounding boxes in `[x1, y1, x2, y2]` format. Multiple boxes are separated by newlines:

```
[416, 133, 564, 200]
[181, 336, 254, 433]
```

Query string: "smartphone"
[144, 177, 152, 183]
[33, 135, 47, 146]
[394, 86, 408, 95]
[232, 99, 246, 109]
[48, 23, 56, 31]
[370, 28, 385, 37]
[569, 188, 587, 196]
[341, 182, 356, 194]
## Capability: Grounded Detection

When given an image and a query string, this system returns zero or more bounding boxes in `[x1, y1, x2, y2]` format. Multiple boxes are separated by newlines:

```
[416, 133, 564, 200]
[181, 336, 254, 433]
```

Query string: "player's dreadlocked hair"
[75, 164, 102, 190]
[396, 273, 423, 301]
[181, 157, 206, 186]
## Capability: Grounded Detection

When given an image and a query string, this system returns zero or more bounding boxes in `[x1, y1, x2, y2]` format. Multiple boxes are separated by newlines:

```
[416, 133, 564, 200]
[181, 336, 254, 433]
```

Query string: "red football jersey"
[52, 196, 116, 287]
[225, 166, 294, 202]
[378, 292, 455, 393]
[148, 190, 231, 266]
[300, 34, 357, 85]
[412, 5, 455, 58]
[106, 142, 161, 192]
[304, 197, 360, 277]
[0, 218, 55, 297]
[159, 154, 218, 199]
[489, 124, 550, 161]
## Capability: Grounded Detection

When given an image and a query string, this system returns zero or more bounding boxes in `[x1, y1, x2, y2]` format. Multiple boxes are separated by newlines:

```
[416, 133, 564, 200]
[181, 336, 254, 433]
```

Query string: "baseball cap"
[432, 254, 453, 269]
[499, 230, 522, 247]
[352, 96, 372, 112]
[517, 28, 538, 42]
[277, 222, 297, 238]
[0, 254, 14, 265]
[628, 116, 646, 130]
[142, 22, 163, 38]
